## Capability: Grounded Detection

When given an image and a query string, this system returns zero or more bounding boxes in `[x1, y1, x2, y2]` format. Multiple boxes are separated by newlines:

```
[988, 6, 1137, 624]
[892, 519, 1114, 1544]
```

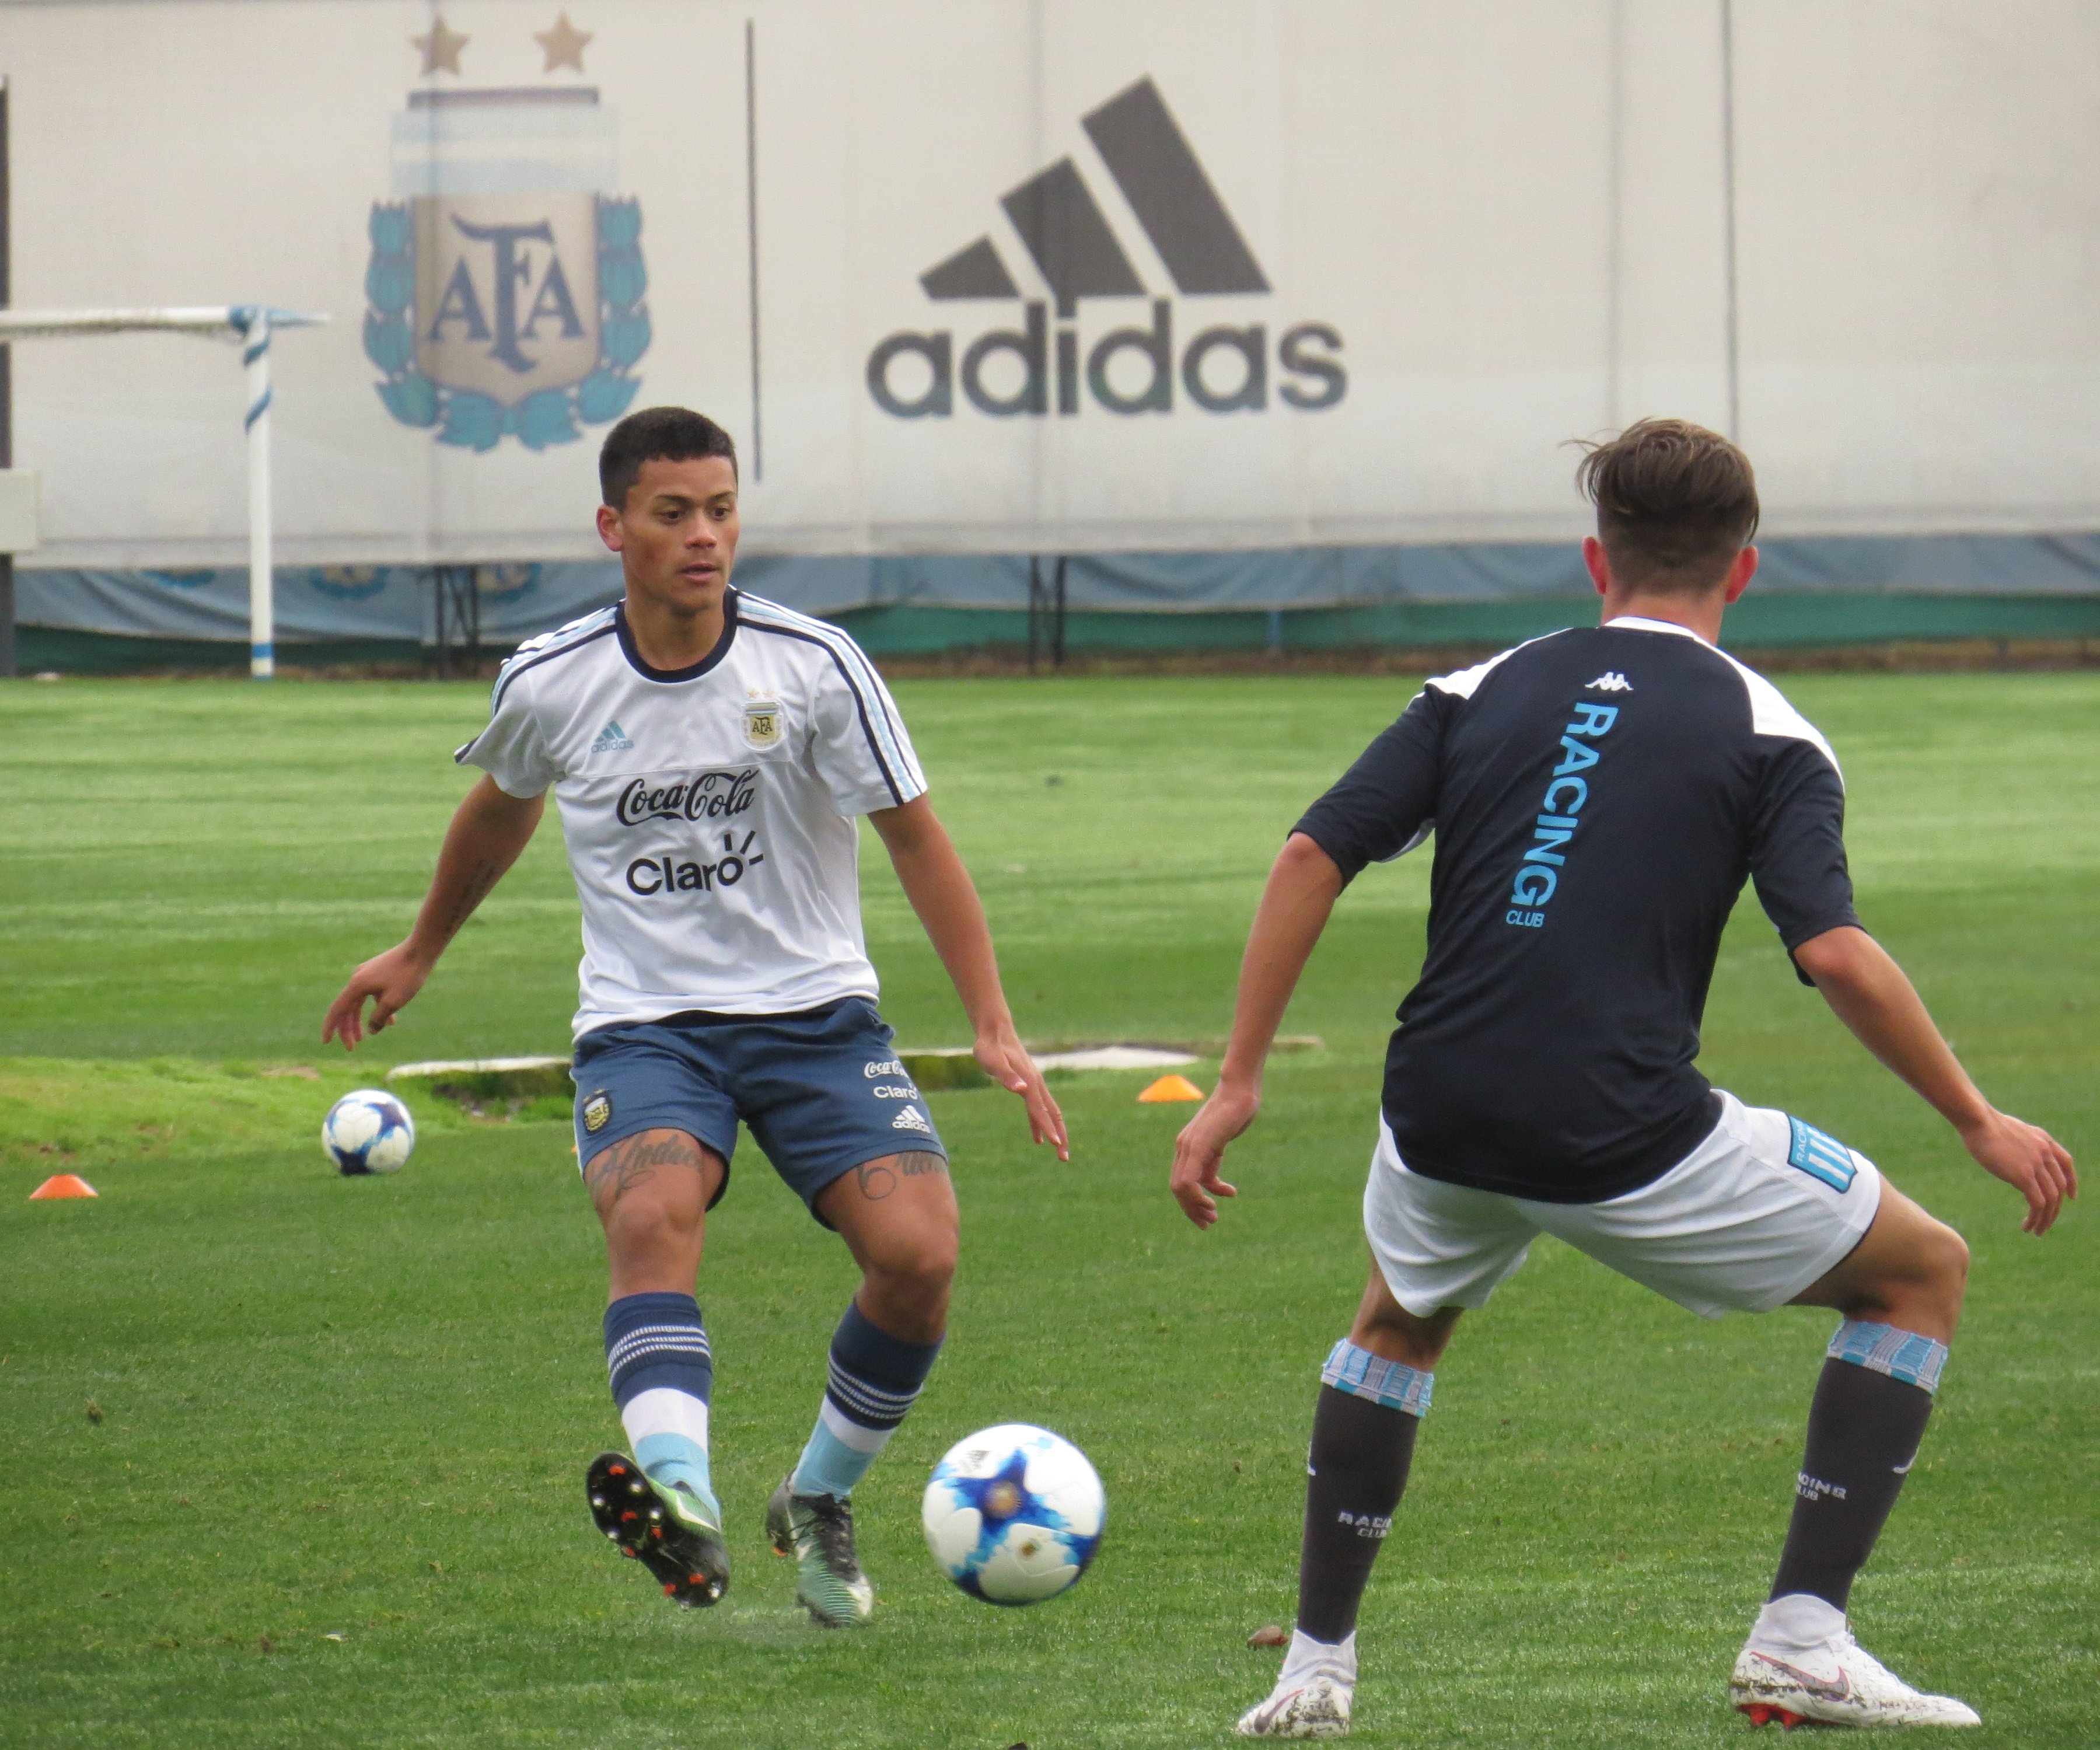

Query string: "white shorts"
[1363, 1092, 1883, 1321]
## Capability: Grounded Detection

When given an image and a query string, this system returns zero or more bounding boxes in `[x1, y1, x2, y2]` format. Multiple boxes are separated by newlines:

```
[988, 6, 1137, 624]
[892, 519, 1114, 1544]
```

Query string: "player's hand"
[1959, 1108, 2077, 1234]
[1170, 1078, 1260, 1228]
[322, 942, 434, 1051]
[975, 1022, 1069, 1162]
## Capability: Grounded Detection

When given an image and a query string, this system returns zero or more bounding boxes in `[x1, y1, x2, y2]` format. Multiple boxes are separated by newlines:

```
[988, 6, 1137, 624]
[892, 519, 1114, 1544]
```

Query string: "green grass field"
[2, 672, 2095, 1748]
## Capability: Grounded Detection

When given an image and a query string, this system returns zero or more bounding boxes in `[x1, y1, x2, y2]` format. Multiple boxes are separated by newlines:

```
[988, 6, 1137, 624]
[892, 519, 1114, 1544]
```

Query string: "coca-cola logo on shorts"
[615, 768, 758, 827]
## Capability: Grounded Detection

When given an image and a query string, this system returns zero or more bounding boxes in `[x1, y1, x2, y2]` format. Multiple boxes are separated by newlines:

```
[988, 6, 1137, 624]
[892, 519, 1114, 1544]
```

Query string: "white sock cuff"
[819, 1396, 895, 1455]
[1279, 1628, 1358, 1688]
[1749, 1592, 1847, 1653]
[621, 1386, 710, 1451]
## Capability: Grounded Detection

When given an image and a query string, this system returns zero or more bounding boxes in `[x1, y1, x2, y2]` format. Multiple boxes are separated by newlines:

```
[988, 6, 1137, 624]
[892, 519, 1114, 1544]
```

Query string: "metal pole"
[1718, 0, 1741, 441]
[240, 307, 275, 677]
[1, 78, 15, 681]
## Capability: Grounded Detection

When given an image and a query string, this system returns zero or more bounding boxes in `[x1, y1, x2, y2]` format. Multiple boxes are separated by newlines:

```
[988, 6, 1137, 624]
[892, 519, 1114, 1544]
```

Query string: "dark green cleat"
[766, 1477, 873, 1626]
[587, 1451, 729, 1608]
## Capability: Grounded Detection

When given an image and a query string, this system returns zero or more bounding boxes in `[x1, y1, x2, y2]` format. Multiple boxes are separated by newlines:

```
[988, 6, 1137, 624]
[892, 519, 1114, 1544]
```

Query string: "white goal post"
[0, 305, 326, 678]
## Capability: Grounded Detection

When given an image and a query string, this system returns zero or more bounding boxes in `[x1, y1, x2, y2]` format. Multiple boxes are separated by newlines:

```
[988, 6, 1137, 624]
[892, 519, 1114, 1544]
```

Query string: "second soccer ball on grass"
[923, 1424, 1105, 1605]
[322, 1089, 415, 1175]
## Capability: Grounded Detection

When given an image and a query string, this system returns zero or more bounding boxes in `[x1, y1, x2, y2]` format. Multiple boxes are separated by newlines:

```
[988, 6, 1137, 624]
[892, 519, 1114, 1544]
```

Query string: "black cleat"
[586, 1450, 729, 1608]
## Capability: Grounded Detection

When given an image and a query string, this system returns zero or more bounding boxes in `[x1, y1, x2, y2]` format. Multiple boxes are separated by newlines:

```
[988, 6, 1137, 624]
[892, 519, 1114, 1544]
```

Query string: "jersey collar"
[1601, 613, 1712, 645]
[615, 588, 740, 682]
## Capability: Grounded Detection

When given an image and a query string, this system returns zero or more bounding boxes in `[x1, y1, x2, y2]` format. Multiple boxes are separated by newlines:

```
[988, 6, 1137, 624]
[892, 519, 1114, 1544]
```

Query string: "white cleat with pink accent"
[1731, 1636, 1981, 1729]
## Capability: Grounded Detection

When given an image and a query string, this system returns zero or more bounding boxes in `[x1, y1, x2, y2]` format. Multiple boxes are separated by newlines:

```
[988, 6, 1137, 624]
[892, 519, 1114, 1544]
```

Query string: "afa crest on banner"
[365, 86, 649, 452]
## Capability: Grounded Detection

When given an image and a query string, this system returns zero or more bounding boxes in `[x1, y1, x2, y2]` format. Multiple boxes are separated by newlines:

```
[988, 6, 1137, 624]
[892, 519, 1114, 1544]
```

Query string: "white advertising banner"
[5, 0, 2100, 567]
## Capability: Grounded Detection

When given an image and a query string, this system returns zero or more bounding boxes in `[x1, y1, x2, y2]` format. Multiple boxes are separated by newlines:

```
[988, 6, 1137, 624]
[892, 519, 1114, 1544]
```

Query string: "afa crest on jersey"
[743, 699, 785, 750]
[365, 74, 649, 452]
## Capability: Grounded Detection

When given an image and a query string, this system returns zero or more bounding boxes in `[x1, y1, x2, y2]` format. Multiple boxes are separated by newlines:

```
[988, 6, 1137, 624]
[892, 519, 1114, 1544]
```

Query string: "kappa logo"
[592, 718, 635, 753]
[869, 76, 1345, 421]
[1585, 672, 1633, 693]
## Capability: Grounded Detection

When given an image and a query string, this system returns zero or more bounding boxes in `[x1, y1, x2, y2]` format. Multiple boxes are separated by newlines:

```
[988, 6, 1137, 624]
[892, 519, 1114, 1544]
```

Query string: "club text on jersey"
[614, 768, 758, 826]
[1506, 700, 1619, 928]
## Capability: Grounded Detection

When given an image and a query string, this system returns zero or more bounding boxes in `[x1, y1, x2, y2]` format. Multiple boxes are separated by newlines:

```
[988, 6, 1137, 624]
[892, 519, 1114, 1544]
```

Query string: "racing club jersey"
[1292, 617, 1862, 1204]
[456, 589, 926, 1038]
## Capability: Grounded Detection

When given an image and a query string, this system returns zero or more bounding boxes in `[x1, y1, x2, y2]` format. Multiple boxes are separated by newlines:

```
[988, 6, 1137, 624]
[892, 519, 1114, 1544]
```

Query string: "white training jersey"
[456, 589, 927, 1038]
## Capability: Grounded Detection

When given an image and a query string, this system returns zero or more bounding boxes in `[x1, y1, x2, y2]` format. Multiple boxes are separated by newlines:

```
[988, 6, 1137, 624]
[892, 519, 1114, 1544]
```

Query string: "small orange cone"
[1138, 1074, 1206, 1103]
[29, 1173, 97, 1200]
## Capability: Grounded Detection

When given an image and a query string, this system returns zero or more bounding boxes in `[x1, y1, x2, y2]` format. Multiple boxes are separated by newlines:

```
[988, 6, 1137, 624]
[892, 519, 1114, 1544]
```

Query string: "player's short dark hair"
[1575, 418, 1759, 593]
[599, 407, 738, 508]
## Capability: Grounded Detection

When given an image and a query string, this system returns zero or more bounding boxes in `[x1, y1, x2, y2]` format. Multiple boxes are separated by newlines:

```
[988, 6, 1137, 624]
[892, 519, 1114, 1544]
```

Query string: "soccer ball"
[922, 1423, 1105, 1605]
[322, 1089, 415, 1175]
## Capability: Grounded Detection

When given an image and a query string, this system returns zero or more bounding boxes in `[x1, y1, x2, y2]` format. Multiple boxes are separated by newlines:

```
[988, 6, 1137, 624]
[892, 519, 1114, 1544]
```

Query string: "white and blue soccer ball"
[922, 1423, 1105, 1605]
[322, 1089, 415, 1176]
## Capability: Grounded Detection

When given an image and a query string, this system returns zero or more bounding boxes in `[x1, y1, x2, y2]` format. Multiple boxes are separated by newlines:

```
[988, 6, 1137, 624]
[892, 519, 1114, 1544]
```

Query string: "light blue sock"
[605, 1291, 718, 1517]
[788, 1302, 942, 1500]
[635, 1431, 715, 1507]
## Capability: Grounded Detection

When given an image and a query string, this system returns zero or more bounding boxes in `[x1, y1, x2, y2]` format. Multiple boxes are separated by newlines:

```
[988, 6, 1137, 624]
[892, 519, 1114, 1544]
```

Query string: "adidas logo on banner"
[592, 719, 635, 753]
[868, 77, 1346, 421]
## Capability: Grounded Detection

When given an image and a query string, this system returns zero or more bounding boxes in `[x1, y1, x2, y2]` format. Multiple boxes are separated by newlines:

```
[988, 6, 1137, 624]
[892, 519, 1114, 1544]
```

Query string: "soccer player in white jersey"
[1170, 421, 2075, 1735]
[323, 407, 1067, 1625]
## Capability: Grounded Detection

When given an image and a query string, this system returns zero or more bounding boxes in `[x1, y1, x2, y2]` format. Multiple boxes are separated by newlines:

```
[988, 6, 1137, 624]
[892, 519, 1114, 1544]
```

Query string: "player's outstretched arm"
[1794, 924, 2077, 1233]
[868, 795, 1069, 1162]
[322, 776, 546, 1051]
[1171, 833, 1345, 1228]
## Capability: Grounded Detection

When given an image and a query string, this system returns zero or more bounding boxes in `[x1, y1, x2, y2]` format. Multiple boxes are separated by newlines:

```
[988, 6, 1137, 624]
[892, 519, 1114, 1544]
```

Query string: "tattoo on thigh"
[585, 1131, 705, 1200]
[849, 1151, 948, 1203]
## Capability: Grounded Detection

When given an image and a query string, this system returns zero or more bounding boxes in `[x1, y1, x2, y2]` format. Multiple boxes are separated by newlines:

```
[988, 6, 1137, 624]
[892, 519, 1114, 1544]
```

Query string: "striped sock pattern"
[1827, 1319, 1948, 1395]
[604, 1291, 713, 1409]
[1321, 1339, 1434, 1417]
[789, 1301, 942, 1499]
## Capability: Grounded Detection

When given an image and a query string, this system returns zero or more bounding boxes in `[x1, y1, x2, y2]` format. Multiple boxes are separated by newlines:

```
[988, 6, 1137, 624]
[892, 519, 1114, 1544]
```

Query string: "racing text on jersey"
[1506, 699, 1619, 928]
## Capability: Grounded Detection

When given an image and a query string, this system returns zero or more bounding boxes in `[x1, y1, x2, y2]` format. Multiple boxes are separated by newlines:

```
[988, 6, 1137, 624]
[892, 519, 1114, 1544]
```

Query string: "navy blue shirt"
[1294, 617, 1860, 1203]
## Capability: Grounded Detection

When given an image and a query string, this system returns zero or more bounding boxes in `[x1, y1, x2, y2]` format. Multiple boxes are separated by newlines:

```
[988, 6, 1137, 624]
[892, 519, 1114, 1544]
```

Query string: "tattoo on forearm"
[437, 860, 503, 941]
[585, 1130, 708, 1200]
[853, 1150, 948, 1202]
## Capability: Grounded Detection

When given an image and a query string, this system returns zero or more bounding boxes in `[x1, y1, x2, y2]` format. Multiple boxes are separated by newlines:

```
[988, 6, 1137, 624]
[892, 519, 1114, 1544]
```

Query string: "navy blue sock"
[789, 1301, 942, 1498]
[605, 1291, 716, 1510]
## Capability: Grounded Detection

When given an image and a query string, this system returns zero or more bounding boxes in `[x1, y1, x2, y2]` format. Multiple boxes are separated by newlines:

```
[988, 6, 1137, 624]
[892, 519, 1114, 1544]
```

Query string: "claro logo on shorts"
[615, 768, 757, 826]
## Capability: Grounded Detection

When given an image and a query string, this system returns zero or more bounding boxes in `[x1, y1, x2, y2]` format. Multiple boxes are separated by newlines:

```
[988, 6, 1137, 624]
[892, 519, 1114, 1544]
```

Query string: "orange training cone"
[29, 1173, 98, 1200]
[1138, 1074, 1206, 1103]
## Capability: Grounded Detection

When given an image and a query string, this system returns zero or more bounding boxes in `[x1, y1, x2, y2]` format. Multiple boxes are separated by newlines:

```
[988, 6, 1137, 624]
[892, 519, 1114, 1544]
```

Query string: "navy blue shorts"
[571, 997, 947, 1222]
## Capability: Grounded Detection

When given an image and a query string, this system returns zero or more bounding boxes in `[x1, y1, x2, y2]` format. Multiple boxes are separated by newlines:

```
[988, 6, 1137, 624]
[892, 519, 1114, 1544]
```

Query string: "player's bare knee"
[1920, 1218, 1970, 1311]
[870, 1229, 958, 1301]
[1352, 1294, 1458, 1371]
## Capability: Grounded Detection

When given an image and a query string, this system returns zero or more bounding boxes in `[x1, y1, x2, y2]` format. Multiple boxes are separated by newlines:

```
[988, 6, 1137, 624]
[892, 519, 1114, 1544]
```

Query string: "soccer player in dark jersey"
[1172, 420, 2075, 1737]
